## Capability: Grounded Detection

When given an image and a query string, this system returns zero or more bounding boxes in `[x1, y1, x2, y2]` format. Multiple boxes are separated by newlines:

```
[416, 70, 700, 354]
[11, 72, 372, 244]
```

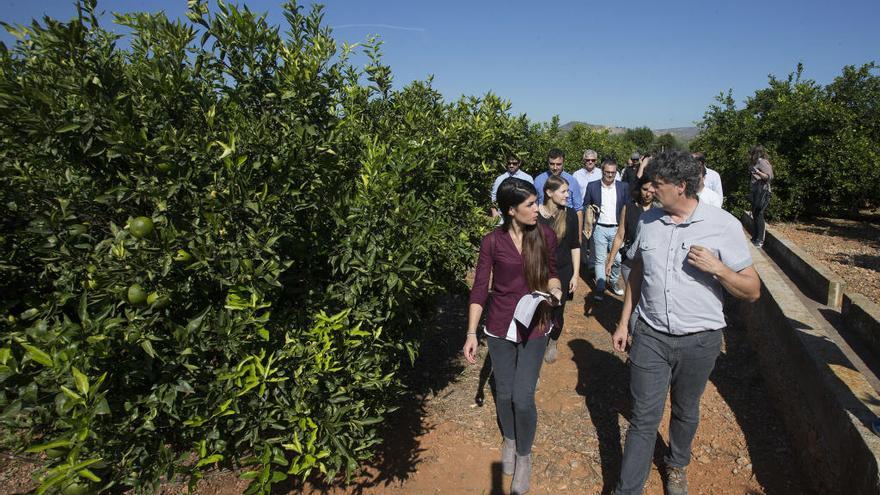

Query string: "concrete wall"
[741, 212, 845, 309]
[738, 246, 880, 493]
[845, 293, 880, 359]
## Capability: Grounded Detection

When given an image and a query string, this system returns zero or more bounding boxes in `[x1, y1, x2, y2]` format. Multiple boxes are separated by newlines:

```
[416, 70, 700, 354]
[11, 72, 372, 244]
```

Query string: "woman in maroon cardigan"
[463, 177, 562, 494]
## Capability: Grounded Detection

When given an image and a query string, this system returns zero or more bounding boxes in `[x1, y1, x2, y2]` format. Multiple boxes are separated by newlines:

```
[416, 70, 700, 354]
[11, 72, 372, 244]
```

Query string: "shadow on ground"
[711, 309, 816, 495]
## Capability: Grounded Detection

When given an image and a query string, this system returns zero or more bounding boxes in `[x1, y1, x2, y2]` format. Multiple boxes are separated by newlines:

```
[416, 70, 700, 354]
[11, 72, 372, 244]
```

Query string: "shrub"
[0, 1, 522, 492]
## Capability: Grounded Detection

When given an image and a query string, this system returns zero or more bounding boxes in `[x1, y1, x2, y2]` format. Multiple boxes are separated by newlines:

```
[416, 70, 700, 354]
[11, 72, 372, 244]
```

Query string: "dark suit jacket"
[583, 180, 629, 224]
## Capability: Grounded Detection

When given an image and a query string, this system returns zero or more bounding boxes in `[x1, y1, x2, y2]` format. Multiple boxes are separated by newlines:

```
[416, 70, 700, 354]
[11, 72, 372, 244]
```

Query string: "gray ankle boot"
[501, 438, 515, 475]
[544, 338, 558, 363]
[510, 453, 532, 494]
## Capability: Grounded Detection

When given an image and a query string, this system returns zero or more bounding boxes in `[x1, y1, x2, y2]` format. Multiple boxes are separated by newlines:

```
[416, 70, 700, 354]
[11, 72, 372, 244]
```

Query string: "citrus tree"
[0, 1, 524, 492]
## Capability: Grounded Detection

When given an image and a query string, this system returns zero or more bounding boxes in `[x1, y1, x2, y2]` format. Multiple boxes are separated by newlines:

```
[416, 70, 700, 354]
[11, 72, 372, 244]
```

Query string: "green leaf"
[94, 397, 110, 415]
[195, 454, 224, 467]
[55, 123, 80, 133]
[140, 340, 157, 359]
[77, 469, 101, 482]
[21, 343, 53, 367]
[60, 386, 82, 402]
[72, 367, 89, 395]
[25, 438, 71, 453]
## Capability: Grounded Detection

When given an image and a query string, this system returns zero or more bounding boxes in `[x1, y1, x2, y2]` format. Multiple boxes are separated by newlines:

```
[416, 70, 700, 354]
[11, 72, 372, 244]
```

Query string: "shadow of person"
[569, 337, 671, 494]
[475, 349, 493, 407]
[489, 461, 505, 495]
[709, 324, 816, 494]
[568, 338, 630, 492]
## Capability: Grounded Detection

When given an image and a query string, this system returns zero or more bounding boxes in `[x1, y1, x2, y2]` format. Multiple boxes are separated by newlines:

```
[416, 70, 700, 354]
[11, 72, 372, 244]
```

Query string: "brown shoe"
[665, 466, 688, 495]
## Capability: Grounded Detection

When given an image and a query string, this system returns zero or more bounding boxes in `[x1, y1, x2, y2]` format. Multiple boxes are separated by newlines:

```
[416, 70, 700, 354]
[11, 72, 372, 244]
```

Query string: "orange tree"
[0, 1, 526, 493]
[691, 62, 880, 219]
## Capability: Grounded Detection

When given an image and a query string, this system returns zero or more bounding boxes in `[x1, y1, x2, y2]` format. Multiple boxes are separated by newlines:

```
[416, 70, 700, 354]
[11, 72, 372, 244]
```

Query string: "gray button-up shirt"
[626, 200, 752, 334]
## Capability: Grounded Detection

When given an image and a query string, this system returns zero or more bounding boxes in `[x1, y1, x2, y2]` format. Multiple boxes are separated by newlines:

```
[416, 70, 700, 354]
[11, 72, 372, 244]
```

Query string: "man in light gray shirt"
[611, 151, 760, 495]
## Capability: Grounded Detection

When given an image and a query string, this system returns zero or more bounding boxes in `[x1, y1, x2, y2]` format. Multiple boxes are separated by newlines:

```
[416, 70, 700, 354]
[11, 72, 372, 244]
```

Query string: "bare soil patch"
[771, 217, 880, 305]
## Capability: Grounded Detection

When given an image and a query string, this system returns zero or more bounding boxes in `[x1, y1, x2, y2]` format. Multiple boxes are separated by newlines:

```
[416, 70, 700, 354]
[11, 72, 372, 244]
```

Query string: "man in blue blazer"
[583, 158, 630, 300]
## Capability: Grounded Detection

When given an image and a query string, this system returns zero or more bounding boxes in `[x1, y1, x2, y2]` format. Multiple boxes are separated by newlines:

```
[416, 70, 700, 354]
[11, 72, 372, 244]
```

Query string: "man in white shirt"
[491, 155, 534, 217]
[697, 163, 723, 208]
[574, 149, 610, 274]
[692, 152, 723, 204]
[583, 159, 630, 300]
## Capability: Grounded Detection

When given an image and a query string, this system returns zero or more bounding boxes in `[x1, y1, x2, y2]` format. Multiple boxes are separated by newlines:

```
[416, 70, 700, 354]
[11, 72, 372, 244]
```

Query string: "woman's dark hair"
[644, 150, 701, 199]
[542, 175, 569, 241]
[632, 174, 652, 202]
[497, 178, 550, 292]
[748, 145, 769, 165]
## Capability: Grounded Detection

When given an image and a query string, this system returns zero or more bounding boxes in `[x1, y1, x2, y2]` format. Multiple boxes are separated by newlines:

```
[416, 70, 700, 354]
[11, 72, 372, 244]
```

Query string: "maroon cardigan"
[468, 224, 559, 341]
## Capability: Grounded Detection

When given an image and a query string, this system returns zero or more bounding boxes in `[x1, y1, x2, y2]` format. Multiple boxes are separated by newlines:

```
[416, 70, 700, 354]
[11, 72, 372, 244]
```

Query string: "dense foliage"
[0, 1, 523, 492]
[3, 0, 873, 492]
[691, 62, 880, 219]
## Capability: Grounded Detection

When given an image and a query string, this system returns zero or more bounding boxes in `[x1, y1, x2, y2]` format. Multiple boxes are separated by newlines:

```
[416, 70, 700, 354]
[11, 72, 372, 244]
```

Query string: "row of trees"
[691, 62, 880, 219]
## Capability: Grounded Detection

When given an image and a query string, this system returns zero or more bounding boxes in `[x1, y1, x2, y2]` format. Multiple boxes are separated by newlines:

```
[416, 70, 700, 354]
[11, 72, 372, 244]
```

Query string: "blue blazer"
[583, 180, 629, 224]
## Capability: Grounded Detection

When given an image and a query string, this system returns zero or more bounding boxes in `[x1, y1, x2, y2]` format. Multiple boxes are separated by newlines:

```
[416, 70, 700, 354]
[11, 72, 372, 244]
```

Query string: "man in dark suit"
[583, 158, 630, 301]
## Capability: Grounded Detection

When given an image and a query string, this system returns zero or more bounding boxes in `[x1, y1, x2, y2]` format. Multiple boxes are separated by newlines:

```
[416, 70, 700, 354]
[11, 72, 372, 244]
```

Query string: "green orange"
[127, 284, 147, 305]
[129, 217, 154, 239]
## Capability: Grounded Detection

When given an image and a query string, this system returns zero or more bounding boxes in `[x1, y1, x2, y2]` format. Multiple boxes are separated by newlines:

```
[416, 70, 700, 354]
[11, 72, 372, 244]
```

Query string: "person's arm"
[606, 205, 627, 277]
[463, 234, 493, 364]
[583, 184, 595, 237]
[544, 226, 563, 304]
[568, 210, 581, 293]
[636, 156, 649, 178]
[612, 257, 643, 352]
[463, 303, 483, 364]
[686, 246, 761, 302]
[577, 210, 584, 241]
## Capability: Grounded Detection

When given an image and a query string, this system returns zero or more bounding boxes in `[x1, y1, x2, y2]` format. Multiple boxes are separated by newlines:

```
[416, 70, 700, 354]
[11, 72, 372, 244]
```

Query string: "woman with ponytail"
[537, 175, 580, 364]
[463, 177, 562, 494]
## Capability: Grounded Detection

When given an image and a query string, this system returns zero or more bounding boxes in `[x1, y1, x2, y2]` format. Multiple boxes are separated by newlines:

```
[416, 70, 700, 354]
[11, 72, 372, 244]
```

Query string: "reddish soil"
[771, 217, 880, 305]
[2, 259, 822, 495]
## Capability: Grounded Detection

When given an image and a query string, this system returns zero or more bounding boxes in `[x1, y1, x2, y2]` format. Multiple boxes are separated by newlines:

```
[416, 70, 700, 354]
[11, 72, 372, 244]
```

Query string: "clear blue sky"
[2, 0, 878, 129]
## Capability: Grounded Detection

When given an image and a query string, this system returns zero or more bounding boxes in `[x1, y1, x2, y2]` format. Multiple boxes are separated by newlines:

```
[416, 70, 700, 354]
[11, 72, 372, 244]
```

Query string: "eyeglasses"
[603, 171, 616, 175]
[507, 161, 520, 166]
[583, 158, 597, 162]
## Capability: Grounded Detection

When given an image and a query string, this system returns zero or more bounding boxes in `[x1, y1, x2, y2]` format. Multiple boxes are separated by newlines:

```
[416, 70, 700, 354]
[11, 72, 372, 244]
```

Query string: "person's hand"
[583, 227, 592, 239]
[463, 334, 478, 364]
[612, 323, 629, 353]
[569, 277, 578, 294]
[687, 245, 725, 276]
[549, 287, 563, 307]
[605, 259, 613, 278]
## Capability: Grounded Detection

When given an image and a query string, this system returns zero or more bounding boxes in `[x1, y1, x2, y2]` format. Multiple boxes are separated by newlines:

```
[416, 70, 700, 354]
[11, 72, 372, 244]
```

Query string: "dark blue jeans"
[615, 319, 723, 494]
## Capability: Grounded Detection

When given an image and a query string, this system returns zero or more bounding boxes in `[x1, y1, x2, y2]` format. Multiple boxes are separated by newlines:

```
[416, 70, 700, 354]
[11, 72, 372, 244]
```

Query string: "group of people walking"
[466, 147, 772, 494]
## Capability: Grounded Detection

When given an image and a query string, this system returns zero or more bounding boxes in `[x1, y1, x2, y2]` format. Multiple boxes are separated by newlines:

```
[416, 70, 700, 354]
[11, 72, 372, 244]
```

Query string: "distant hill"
[559, 121, 700, 143]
